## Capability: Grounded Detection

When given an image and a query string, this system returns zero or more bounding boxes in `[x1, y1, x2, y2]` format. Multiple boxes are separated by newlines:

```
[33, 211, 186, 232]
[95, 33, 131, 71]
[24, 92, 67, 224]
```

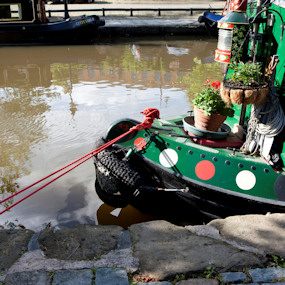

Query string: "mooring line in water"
[0, 108, 160, 215]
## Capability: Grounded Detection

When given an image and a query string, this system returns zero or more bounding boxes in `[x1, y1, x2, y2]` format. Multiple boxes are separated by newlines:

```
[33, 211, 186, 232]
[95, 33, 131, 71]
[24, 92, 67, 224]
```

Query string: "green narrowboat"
[94, 0, 285, 221]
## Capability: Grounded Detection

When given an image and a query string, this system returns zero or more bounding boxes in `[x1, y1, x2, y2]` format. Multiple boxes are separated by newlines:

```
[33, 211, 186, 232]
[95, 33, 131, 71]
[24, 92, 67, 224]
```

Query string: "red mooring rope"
[0, 108, 160, 215]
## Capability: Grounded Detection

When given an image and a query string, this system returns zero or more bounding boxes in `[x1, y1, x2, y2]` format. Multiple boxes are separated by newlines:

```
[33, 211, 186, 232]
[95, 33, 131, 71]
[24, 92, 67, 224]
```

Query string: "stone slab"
[220, 271, 248, 283]
[177, 280, 219, 285]
[38, 224, 124, 260]
[52, 269, 93, 285]
[186, 225, 264, 255]
[0, 229, 34, 271]
[117, 230, 132, 249]
[95, 267, 129, 285]
[209, 214, 285, 258]
[129, 220, 266, 280]
[249, 267, 285, 283]
[4, 270, 50, 285]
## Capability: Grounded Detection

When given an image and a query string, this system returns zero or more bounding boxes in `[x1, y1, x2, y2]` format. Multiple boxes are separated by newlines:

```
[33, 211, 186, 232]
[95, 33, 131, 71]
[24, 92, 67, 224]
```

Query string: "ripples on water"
[0, 38, 222, 231]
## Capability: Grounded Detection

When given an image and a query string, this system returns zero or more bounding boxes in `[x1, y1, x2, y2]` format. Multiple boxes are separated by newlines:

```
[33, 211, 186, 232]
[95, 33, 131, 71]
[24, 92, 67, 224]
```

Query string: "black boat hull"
[0, 15, 105, 45]
[133, 153, 285, 218]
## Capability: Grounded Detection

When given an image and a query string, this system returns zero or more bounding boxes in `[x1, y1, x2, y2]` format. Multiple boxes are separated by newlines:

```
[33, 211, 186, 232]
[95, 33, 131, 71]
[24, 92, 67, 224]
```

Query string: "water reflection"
[97, 204, 159, 229]
[0, 87, 51, 207]
[0, 38, 222, 230]
[0, 40, 216, 90]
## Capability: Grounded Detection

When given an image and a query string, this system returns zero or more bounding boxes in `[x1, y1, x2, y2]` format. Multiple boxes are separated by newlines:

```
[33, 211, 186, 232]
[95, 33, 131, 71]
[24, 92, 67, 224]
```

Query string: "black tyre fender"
[95, 149, 122, 194]
[96, 149, 144, 192]
[93, 138, 144, 201]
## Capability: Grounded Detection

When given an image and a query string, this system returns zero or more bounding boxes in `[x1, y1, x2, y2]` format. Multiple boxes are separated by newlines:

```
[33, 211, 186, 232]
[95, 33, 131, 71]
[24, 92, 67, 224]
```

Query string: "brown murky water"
[0, 37, 222, 231]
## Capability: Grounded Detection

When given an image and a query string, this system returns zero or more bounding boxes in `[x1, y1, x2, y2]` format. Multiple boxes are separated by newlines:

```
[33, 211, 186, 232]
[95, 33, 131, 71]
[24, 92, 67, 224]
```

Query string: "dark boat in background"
[198, 0, 229, 37]
[0, 0, 104, 45]
[198, 11, 223, 37]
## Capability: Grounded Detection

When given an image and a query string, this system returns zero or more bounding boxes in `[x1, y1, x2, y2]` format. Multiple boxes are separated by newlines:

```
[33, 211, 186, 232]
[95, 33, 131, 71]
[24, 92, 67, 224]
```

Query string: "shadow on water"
[56, 183, 96, 228]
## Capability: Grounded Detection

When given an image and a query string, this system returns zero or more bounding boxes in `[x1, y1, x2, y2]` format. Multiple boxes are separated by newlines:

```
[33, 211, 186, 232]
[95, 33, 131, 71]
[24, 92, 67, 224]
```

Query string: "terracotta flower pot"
[194, 107, 227, 132]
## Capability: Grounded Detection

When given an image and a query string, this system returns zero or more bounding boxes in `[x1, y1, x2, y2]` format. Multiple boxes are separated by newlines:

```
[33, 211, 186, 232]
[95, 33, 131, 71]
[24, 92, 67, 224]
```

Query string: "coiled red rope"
[0, 108, 160, 215]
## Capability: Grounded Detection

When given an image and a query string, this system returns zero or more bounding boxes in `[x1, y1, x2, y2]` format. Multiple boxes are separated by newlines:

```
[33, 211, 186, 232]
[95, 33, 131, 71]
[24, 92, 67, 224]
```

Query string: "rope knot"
[130, 108, 160, 131]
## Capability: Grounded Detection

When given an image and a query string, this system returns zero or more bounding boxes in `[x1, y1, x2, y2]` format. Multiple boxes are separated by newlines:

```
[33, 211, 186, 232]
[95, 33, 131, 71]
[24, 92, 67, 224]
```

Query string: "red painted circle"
[195, 160, 215, 180]
[134, 137, 146, 150]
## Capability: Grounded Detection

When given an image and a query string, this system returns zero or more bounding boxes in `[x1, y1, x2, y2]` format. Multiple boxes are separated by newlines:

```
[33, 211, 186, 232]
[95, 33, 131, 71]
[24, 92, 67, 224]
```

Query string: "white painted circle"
[236, 170, 256, 190]
[159, 149, 178, 168]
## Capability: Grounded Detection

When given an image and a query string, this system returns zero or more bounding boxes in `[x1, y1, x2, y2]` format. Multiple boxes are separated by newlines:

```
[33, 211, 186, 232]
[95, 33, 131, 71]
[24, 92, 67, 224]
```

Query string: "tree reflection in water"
[0, 87, 53, 207]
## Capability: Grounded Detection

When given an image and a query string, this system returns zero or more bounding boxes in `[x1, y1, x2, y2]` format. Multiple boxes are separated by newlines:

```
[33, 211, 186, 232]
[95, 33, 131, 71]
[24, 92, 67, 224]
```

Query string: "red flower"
[205, 79, 211, 84]
[211, 81, 221, 89]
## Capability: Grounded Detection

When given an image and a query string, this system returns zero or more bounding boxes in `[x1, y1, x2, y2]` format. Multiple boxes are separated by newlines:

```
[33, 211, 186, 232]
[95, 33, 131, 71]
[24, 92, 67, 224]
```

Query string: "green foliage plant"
[203, 266, 216, 279]
[193, 85, 234, 117]
[229, 61, 263, 86]
[173, 273, 186, 284]
[271, 255, 285, 268]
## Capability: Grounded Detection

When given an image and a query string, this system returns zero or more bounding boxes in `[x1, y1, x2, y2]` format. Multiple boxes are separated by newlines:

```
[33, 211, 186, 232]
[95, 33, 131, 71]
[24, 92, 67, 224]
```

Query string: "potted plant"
[220, 61, 269, 105]
[193, 80, 234, 132]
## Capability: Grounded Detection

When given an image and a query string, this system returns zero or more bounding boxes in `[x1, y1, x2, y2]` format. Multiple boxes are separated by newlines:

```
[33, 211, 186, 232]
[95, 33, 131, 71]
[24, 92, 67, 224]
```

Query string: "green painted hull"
[102, 114, 285, 217]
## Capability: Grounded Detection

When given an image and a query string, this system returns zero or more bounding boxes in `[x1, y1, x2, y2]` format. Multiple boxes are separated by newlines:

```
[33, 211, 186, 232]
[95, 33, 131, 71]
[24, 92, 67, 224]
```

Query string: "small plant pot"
[194, 107, 227, 132]
[220, 81, 269, 105]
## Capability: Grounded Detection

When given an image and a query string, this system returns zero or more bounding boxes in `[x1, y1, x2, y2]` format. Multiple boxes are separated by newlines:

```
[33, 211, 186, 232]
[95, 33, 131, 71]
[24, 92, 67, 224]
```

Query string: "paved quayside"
[1, 214, 285, 284]
[98, 17, 207, 37]
[45, 1, 225, 37]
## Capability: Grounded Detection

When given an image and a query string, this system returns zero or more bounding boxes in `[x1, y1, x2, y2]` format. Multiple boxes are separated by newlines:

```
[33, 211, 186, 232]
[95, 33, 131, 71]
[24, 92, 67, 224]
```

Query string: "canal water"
[0, 37, 222, 231]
